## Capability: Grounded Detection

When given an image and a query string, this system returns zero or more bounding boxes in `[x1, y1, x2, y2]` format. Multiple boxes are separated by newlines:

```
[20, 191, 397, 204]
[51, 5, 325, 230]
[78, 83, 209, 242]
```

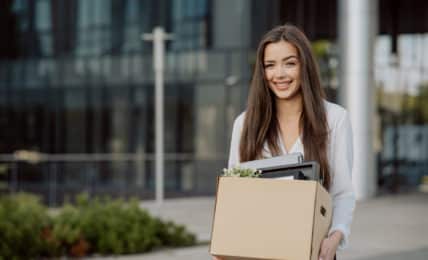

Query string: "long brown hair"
[239, 24, 331, 189]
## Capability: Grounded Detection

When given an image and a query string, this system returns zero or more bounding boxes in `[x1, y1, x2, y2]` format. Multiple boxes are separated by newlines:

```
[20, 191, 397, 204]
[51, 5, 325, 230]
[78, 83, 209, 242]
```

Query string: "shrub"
[59, 194, 163, 255]
[0, 193, 52, 260]
[154, 219, 197, 247]
[0, 193, 196, 258]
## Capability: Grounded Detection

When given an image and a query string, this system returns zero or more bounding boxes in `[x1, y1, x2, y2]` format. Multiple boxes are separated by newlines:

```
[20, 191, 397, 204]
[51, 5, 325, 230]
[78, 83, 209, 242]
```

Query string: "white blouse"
[227, 100, 356, 250]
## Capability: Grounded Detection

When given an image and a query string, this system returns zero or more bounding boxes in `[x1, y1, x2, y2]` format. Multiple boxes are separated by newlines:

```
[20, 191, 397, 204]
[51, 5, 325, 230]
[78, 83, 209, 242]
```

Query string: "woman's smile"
[273, 80, 293, 90]
[263, 40, 301, 101]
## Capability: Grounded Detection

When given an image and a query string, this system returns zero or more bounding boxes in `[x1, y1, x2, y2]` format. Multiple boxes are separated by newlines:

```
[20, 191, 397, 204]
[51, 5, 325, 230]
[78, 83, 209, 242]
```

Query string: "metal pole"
[49, 163, 57, 207]
[11, 162, 18, 193]
[154, 27, 165, 207]
[338, 0, 378, 199]
[142, 27, 173, 207]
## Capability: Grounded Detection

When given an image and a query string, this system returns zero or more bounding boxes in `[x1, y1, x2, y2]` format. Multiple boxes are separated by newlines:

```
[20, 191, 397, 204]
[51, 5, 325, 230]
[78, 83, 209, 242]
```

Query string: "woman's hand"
[212, 256, 223, 260]
[319, 230, 343, 260]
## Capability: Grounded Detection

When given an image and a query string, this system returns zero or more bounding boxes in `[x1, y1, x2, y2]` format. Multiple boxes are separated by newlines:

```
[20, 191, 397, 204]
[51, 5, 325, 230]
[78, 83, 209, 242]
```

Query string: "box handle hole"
[320, 206, 326, 217]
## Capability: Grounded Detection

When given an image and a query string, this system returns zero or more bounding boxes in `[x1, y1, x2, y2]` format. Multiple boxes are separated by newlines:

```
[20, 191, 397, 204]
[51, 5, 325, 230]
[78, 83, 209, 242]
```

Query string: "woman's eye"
[264, 64, 274, 69]
[286, 62, 296, 66]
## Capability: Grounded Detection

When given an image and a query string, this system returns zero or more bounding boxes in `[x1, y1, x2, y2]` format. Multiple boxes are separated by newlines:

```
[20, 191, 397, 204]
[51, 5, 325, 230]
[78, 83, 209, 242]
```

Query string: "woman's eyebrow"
[283, 55, 298, 61]
[264, 55, 298, 63]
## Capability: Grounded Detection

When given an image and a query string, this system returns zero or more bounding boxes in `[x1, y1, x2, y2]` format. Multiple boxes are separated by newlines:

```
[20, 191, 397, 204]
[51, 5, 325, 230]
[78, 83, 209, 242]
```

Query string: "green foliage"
[222, 166, 261, 178]
[154, 219, 196, 247]
[0, 193, 196, 258]
[0, 193, 52, 260]
[64, 194, 162, 255]
[414, 83, 428, 123]
[377, 82, 428, 124]
[312, 40, 331, 58]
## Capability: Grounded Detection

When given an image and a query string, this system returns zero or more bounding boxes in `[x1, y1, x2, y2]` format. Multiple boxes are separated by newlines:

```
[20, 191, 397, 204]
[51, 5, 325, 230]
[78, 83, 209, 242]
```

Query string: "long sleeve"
[328, 110, 356, 250]
[228, 113, 245, 168]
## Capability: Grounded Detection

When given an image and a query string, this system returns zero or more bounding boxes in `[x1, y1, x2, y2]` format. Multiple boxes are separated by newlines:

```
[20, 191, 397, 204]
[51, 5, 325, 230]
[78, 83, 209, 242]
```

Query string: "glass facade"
[375, 33, 428, 190]
[2, 0, 426, 203]
[0, 0, 247, 205]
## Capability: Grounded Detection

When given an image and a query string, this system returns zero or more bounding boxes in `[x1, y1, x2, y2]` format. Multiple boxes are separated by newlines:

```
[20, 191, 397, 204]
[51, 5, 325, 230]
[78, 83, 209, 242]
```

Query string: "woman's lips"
[274, 81, 292, 90]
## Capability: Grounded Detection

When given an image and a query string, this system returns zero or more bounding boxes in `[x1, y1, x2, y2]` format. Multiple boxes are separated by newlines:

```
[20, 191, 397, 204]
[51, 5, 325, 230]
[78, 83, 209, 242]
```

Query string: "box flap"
[209, 176, 221, 253]
[210, 177, 318, 260]
[310, 183, 332, 260]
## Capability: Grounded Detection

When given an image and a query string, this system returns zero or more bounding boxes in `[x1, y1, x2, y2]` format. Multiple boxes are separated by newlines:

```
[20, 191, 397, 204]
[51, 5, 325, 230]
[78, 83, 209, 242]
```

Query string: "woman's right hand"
[212, 256, 223, 260]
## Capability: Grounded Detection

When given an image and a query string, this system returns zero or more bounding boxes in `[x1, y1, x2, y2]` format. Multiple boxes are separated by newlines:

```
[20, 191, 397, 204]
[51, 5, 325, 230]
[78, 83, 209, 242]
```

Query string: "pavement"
[88, 191, 428, 260]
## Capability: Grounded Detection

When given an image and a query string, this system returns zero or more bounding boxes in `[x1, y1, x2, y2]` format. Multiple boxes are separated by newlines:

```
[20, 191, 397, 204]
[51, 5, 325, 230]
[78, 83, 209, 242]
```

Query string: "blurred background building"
[0, 0, 427, 205]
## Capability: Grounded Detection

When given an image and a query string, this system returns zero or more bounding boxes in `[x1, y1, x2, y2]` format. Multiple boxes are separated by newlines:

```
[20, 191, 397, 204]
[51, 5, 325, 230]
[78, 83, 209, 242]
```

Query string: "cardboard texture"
[210, 177, 332, 260]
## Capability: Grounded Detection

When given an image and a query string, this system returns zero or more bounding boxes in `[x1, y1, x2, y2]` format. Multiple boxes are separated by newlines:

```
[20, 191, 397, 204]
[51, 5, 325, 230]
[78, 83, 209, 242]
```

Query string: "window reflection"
[172, 0, 210, 50]
[1, 0, 232, 204]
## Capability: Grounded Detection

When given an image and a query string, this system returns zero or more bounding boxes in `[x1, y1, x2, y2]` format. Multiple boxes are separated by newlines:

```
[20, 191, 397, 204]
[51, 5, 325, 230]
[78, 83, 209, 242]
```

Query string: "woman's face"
[263, 40, 302, 101]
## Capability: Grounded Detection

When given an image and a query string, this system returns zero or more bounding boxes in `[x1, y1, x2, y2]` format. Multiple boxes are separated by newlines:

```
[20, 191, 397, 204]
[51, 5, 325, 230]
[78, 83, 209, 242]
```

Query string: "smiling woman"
[213, 24, 356, 260]
[263, 41, 302, 102]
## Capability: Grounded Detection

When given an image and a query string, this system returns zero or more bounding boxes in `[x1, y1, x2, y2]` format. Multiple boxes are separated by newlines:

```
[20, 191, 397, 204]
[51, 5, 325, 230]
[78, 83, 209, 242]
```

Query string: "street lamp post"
[142, 27, 173, 207]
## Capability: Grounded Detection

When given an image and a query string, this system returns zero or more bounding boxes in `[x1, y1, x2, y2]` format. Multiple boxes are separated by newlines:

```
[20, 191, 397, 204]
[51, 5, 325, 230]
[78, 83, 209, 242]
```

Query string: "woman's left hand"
[318, 230, 343, 260]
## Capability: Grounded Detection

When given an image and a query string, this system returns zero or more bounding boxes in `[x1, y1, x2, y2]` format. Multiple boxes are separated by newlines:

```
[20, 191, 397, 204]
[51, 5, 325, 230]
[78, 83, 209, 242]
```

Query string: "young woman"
[215, 24, 356, 260]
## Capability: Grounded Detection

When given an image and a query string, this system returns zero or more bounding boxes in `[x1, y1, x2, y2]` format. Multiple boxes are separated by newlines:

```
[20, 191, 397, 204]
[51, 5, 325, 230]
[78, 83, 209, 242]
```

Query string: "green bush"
[55, 194, 163, 255]
[0, 193, 196, 258]
[0, 193, 52, 260]
[154, 219, 197, 247]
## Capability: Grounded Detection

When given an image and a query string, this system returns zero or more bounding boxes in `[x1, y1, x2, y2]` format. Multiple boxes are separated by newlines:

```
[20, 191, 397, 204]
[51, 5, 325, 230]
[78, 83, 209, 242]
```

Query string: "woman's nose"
[274, 65, 288, 78]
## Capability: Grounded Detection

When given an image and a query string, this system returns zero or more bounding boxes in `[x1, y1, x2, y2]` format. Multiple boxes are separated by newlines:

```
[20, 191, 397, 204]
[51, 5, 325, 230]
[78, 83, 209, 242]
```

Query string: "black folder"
[258, 161, 321, 182]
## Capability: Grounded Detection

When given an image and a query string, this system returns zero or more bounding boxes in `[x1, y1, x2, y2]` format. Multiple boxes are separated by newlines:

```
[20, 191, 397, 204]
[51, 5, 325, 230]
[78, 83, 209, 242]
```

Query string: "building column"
[338, 0, 378, 200]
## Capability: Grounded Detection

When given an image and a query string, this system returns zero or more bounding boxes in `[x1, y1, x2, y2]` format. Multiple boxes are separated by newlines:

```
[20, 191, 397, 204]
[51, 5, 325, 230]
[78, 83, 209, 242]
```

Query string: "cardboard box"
[210, 177, 332, 260]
